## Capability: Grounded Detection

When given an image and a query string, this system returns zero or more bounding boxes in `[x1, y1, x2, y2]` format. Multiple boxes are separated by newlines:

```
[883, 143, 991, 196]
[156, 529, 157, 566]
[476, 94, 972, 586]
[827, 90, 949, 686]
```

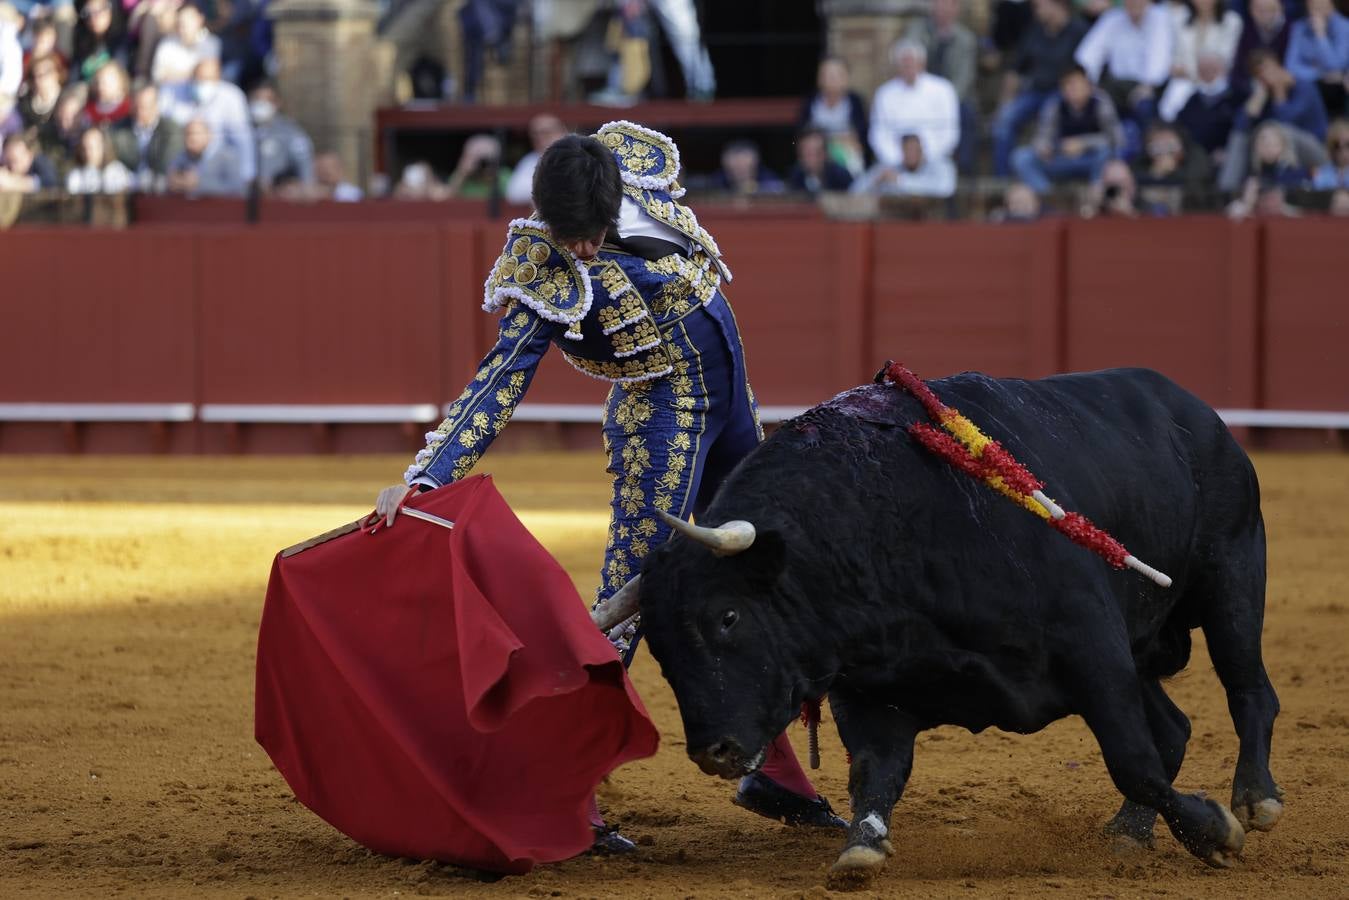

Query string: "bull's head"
[635, 512, 831, 781]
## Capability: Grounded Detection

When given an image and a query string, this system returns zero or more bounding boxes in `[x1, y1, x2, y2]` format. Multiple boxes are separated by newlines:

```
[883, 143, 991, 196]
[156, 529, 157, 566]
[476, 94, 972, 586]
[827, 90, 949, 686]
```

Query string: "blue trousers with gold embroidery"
[597, 292, 761, 660]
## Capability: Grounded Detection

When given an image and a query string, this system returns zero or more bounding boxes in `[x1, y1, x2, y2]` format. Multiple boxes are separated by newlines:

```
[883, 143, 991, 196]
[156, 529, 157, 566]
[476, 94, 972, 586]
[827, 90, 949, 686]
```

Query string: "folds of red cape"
[254, 475, 660, 874]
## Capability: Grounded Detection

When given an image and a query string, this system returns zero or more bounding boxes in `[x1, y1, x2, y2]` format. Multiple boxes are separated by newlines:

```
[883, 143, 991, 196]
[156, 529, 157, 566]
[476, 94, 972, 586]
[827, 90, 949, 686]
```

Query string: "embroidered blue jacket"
[405, 121, 733, 487]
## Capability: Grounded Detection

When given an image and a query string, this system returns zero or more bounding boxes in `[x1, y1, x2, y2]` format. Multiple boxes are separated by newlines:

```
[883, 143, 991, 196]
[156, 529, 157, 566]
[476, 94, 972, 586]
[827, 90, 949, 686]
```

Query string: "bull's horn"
[591, 575, 641, 632]
[657, 510, 756, 556]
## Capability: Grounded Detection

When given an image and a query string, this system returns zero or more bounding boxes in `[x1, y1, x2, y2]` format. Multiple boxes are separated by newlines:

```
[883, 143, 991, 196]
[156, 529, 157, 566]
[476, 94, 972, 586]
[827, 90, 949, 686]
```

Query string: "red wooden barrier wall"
[1, 217, 1345, 454]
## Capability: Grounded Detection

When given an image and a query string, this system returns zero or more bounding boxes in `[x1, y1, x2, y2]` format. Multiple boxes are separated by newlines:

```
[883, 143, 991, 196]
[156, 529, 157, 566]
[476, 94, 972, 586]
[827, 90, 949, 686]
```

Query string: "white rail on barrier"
[0, 403, 196, 422]
[199, 404, 440, 423]
[1, 404, 1347, 431]
[1217, 409, 1349, 429]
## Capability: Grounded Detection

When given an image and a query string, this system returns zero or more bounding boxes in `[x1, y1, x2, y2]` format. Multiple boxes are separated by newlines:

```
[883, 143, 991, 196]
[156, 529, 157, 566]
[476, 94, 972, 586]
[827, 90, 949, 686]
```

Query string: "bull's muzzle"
[689, 738, 764, 780]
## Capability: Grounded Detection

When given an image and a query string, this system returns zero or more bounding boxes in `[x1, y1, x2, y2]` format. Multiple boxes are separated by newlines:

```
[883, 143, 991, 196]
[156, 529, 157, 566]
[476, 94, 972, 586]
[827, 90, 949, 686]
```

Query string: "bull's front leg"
[825, 690, 919, 891]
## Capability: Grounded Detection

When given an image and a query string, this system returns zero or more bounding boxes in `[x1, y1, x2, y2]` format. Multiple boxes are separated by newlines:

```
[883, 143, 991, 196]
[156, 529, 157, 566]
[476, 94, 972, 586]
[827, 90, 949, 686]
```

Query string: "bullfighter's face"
[639, 534, 804, 781]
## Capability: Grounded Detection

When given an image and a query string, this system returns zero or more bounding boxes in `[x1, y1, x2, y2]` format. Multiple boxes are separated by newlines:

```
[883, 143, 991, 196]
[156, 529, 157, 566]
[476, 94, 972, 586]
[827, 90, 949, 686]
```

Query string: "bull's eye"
[720, 610, 739, 631]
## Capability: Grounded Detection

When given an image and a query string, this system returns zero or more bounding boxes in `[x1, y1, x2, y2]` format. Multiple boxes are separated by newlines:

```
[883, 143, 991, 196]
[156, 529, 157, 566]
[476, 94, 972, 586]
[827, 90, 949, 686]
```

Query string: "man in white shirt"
[1074, 0, 1174, 120]
[866, 40, 959, 194]
[152, 2, 223, 86]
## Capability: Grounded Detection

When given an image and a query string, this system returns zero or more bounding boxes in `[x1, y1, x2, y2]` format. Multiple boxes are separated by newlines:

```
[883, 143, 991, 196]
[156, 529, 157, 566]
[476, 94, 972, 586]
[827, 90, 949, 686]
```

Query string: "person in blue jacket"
[373, 121, 846, 853]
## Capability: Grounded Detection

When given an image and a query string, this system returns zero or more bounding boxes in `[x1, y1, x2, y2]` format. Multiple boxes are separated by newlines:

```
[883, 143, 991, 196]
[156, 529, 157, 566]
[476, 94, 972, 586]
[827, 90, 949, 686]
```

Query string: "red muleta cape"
[254, 475, 659, 874]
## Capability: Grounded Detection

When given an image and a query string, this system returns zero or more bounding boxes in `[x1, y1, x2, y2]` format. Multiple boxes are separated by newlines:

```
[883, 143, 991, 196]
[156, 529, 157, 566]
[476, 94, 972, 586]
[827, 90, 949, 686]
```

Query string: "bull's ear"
[740, 529, 786, 583]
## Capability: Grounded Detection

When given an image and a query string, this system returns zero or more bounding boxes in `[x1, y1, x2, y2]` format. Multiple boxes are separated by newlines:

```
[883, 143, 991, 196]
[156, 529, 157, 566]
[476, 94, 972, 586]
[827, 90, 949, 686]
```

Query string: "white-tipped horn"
[591, 575, 641, 632]
[657, 510, 756, 556]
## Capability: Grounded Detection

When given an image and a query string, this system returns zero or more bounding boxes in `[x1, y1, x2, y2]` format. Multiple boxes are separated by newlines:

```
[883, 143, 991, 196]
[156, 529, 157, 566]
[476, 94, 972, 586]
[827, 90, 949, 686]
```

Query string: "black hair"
[1182, 0, 1227, 24]
[532, 134, 622, 243]
[797, 125, 827, 143]
[1059, 62, 1089, 83]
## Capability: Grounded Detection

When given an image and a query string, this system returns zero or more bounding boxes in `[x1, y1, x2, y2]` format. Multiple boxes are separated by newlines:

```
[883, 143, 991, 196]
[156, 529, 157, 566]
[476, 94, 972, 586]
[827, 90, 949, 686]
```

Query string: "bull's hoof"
[826, 841, 893, 891]
[1201, 803, 1246, 869]
[1232, 796, 1284, 833]
[1103, 801, 1157, 852]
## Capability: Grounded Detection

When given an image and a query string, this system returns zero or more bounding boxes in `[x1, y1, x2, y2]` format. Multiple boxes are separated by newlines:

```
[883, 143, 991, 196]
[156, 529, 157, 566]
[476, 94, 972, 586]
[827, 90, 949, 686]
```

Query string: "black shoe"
[733, 771, 848, 830]
[590, 826, 637, 855]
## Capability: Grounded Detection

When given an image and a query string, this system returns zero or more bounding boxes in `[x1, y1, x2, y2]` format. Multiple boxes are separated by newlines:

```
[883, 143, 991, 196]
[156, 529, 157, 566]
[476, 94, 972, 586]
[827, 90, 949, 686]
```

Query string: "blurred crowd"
[4, 0, 1347, 219]
[0, 0, 364, 199]
[781, 0, 1349, 218]
[396, 0, 1347, 219]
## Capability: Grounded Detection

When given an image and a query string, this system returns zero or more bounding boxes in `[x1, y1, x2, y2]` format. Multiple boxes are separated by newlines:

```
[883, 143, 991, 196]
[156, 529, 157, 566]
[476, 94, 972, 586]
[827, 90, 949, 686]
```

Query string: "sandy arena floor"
[1, 452, 1346, 899]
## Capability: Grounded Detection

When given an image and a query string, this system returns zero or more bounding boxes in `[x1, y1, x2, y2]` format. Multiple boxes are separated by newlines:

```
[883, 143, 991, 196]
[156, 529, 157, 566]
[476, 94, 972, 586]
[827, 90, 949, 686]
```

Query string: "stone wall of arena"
[1, 209, 1344, 454]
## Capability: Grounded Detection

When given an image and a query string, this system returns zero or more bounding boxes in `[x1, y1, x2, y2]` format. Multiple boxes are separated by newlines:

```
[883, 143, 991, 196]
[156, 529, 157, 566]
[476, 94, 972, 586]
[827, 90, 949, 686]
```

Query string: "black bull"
[635, 367, 1282, 886]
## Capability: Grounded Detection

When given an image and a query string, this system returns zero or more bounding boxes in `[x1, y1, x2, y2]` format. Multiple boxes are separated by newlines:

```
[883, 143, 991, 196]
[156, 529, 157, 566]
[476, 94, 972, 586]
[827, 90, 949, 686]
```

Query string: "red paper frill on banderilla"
[255, 475, 660, 875]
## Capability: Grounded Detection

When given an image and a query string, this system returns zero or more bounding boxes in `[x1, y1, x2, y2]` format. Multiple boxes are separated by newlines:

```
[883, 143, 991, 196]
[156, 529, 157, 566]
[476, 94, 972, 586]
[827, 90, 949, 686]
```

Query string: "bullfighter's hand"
[373, 484, 413, 527]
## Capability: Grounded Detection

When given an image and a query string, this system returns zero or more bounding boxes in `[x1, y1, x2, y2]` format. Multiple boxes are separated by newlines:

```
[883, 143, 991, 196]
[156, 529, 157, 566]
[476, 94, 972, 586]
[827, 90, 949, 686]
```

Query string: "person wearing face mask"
[167, 56, 254, 182]
[249, 81, 313, 191]
[372, 123, 848, 854]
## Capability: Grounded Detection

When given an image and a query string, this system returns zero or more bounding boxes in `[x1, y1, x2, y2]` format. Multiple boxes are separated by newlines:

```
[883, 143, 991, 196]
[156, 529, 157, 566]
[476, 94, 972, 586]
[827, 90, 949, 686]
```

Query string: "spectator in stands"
[217, 0, 265, 85]
[1225, 119, 1313, 206]
[1074, 0, 1174, 122]
[84, 61, 130, 126]
[1171, 0, 1243, 82]
[869, 40, 960, 185]
[1285, 0, 1348, 116]
[0, 10, 24, 100]
[1240, 48, 1329, 139]
[65, 124, 131, 192]
[648, 0, 717, 99]
[1234, 0, 1291, 88]
[168, 57, 254, 182]
[151, 2, 220, 85]
[393, 160, 449, 200]
[705, 139, 784, 195]
[22, 19, 66, 80]
[19, 53, 64, 133]
[72, 0, 128, 82]
[798, 56, 868, 176]
[851, 132, 957, 197]
[992, 0, 1088, 177]
[1083, 158, 1141, 215]
[1003, 181, 1043, 220]
[250, 81, 314, 191]
[167, 117, 244, 196]
[1169, 52, 1244, 160]
[504, 112, 566, 205]
[314, 150, 362, 201]
[1133, 121, 1213, 205]
[1312, 118, 1349, 188]
[1330, 186, 1349, 213]
[111, 82, 182, 189]
[907, 0, 978, 172]
[37, 82, 86, 172]
[457, 0, 522, 103]
[786, 126, 853, 194]
[0, 131, 58, 191]
[1011, 63, 1124, 194]
[445, 132, 508, 198]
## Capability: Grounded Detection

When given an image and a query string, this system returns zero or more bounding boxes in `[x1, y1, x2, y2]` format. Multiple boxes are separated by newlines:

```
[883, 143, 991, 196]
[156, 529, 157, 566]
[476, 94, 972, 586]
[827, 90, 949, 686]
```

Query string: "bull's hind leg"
[1196, 526, 1283, 833]
[824, 691, 918, 891]
[1071, 644, 1245, 868]
[1104, 679, 1192, 850]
